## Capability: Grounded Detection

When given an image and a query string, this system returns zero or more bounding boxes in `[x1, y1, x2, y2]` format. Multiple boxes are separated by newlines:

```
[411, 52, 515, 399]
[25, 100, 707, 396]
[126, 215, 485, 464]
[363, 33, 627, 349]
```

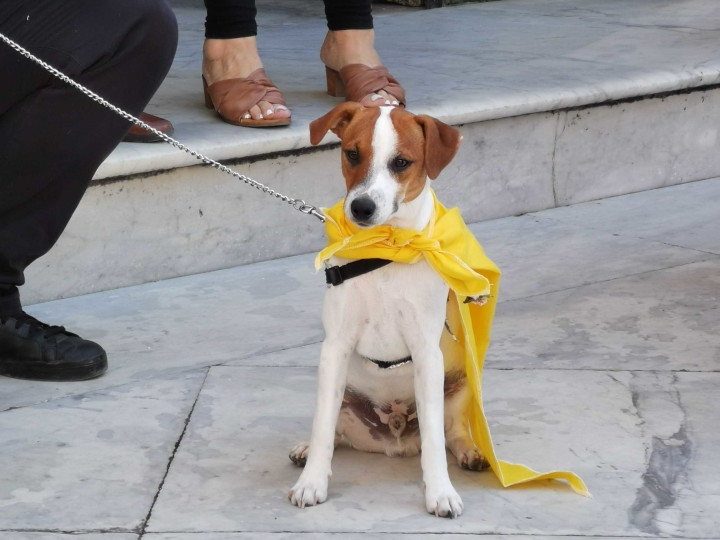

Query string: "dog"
[288, 103, 490, 518]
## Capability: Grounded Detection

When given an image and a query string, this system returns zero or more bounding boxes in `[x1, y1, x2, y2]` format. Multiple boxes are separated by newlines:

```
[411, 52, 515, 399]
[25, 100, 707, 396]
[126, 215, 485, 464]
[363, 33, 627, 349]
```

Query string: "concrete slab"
[2, 535, 136, 540]
[531, 177, 720, 255]
[0, 372, 205, 531]
[143, 535, 665, 540]
[146, 366, 719, 537]
[467, 213, 716, 302]
[491, 259, 720, 372]
[552, 90, 720, 205]
[669, 373, 720, 538]
[8, 178, 717, 411]
[10, 177, 715, 411]
[3, 254, 324, 412]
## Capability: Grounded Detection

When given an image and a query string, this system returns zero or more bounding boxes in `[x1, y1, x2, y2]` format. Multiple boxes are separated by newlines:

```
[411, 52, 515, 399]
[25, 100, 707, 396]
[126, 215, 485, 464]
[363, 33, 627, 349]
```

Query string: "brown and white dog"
[288, 103, 487, 518]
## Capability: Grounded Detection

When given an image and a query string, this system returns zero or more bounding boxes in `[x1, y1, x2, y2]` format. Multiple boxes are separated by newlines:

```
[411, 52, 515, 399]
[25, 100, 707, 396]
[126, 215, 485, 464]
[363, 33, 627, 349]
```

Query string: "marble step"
[22, 0, 720, 305]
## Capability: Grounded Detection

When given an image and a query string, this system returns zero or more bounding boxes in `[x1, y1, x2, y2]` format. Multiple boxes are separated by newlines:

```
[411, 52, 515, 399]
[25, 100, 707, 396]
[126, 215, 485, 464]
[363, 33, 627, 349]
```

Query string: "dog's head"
[310, 103, 462, 228]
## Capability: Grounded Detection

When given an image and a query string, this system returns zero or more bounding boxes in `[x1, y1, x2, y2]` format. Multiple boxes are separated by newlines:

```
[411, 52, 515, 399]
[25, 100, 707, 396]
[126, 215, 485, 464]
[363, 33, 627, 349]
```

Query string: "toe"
[273, 104, 291, 119]
[256, 100, 291, 121]
[361, 89, 400, 108]
[258, 100, 273, 117]
[248, 104, 264, 121]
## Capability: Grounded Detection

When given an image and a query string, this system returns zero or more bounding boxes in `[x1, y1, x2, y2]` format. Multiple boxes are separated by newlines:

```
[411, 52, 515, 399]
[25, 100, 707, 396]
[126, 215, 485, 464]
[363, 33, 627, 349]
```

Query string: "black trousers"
[0, 0, 178, 317]
[204, 0, 373, 39]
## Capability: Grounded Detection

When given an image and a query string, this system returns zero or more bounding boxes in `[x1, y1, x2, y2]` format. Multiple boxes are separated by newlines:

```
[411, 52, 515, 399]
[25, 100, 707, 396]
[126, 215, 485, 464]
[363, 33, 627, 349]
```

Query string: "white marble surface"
[146, 366, 718, 537]
[531, 176, 720, 255]
[21, 109, 560, 304]
[146, 366, 594, 534]
[143, 536, 669, 540]
[1, 177, 718, 537]
[8, 177, 717, 411]
[433, 112, 558, 223]
[466, 213, 716, 303]
[146, 537, 675, 540]
[491, 259, 720, 372]
[94, 0, 720, 179]
[16, 0, 720, 303]
[24, 91, 720, 305]
[553, 88, 720, 205]
[24, 150, 340, 303]
[4, 253, 325, 412]
[2, 535, 136, 540]
[0, 371, 206, 531]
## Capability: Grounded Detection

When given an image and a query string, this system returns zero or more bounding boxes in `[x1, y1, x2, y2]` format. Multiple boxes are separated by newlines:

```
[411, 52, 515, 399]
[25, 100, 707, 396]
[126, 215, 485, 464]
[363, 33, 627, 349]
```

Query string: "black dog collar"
[325, 258, 393, 286]
[364, 355, 413, 369]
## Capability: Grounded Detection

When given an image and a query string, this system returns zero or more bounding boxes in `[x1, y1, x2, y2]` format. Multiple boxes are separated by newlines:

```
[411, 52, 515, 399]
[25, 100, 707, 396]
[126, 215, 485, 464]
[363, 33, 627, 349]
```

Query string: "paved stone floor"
[1, 177, 719, 539]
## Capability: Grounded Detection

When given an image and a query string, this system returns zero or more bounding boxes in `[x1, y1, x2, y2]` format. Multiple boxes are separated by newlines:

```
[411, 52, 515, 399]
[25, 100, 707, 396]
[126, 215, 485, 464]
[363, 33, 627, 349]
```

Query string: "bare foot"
[203, 37, 290, 122]
[320, 30, 401, 107]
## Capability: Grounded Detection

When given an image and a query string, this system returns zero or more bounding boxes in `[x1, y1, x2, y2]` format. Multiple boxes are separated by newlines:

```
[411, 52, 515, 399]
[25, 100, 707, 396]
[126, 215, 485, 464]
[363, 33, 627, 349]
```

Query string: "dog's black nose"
[350, 196, 376, 221]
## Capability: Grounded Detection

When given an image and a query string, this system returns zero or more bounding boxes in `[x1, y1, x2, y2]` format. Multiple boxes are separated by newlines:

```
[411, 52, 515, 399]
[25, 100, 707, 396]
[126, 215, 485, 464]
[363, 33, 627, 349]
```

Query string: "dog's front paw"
[288, 442, 310, 467]
[424, 481, 463, 518]
[288, 470, 329, 508]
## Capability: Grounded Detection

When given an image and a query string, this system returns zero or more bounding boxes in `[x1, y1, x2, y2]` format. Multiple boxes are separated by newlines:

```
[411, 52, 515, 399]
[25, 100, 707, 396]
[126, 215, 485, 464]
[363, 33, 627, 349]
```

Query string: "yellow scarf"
[316, 190, 589, 497]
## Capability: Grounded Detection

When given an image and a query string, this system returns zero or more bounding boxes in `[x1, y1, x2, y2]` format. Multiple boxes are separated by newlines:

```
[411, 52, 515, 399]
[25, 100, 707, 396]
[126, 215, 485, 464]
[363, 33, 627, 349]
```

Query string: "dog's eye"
[345, 149, 359, 164]
[392, 157, 411, 171]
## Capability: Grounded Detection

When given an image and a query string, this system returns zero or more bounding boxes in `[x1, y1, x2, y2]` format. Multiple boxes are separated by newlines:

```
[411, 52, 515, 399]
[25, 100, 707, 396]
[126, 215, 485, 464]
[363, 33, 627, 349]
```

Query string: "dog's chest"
[323, 257, 454, 453]
[323, 257, 448, 363]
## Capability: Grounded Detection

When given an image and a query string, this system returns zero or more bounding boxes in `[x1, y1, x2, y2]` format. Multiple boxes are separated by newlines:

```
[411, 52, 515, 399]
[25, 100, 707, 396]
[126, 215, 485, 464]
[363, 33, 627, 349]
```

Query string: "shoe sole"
[0, 354, 108, 381]
[216, 112, 291, 128]
[122, 128, 174, 143]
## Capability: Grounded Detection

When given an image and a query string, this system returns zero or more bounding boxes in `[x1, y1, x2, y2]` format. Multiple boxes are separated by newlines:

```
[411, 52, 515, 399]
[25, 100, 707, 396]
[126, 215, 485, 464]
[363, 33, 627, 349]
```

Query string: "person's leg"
[0, 0, 177, 380]
[205, 0, 258, 39]
[320, 0, 403, 106]
[203, 0, 290, 123]
[324, 0, 374, 31]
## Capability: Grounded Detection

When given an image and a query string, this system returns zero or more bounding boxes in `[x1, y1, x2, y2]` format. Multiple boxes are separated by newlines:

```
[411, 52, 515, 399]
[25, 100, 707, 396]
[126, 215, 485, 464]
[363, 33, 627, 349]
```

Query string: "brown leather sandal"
[325, 64, 406, 107]
[202, 68, 291, 127]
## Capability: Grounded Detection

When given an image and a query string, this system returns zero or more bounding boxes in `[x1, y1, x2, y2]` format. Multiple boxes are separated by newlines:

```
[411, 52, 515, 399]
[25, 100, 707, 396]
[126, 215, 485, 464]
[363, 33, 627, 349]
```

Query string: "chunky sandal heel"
[323, 64, 406, 107]
[325, 66, 345, 98]
[202, 76, 215, 109]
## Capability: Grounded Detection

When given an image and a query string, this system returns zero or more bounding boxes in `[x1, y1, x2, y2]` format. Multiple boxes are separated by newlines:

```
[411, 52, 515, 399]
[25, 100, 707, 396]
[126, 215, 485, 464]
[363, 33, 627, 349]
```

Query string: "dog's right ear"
[414, 115, 462, 180]
[309, 102, 364, 145]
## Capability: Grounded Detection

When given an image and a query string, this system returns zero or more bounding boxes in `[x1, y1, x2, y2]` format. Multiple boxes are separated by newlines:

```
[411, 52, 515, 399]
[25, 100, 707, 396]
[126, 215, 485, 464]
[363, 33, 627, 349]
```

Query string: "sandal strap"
[339, 64, 406, 106]
[205, 68, 287, 120]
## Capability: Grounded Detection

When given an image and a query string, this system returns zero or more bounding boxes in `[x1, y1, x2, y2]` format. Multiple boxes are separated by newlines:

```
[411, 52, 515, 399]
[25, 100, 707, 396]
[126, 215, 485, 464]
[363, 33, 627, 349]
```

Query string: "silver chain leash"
[0, 31, 326, 223]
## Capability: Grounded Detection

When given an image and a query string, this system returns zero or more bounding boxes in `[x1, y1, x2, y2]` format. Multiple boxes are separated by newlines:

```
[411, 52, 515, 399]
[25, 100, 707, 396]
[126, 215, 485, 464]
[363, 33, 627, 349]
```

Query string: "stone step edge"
[94, 77, 720, 184]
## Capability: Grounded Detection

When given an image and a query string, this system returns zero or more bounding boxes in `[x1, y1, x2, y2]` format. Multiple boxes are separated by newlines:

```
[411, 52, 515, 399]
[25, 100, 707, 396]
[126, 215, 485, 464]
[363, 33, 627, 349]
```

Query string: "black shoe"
[0, 313, 107, 381]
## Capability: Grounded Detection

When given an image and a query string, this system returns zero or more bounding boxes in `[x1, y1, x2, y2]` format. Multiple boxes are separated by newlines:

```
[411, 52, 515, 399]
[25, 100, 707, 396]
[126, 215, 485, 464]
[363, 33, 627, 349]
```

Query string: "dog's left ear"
[414, 115, 462, 180]
[310, 102, 365, 145]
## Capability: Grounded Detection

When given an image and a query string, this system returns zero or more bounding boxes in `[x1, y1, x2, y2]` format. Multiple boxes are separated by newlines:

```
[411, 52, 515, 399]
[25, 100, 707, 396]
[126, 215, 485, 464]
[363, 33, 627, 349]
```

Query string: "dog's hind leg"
[444, 383, 489, 471]
[289, 434, 341, 468]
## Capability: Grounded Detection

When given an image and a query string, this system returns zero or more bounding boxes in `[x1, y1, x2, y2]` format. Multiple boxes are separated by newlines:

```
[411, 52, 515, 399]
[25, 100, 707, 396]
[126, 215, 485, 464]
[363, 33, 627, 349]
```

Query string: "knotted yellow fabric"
[316, 190, 589, 497]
